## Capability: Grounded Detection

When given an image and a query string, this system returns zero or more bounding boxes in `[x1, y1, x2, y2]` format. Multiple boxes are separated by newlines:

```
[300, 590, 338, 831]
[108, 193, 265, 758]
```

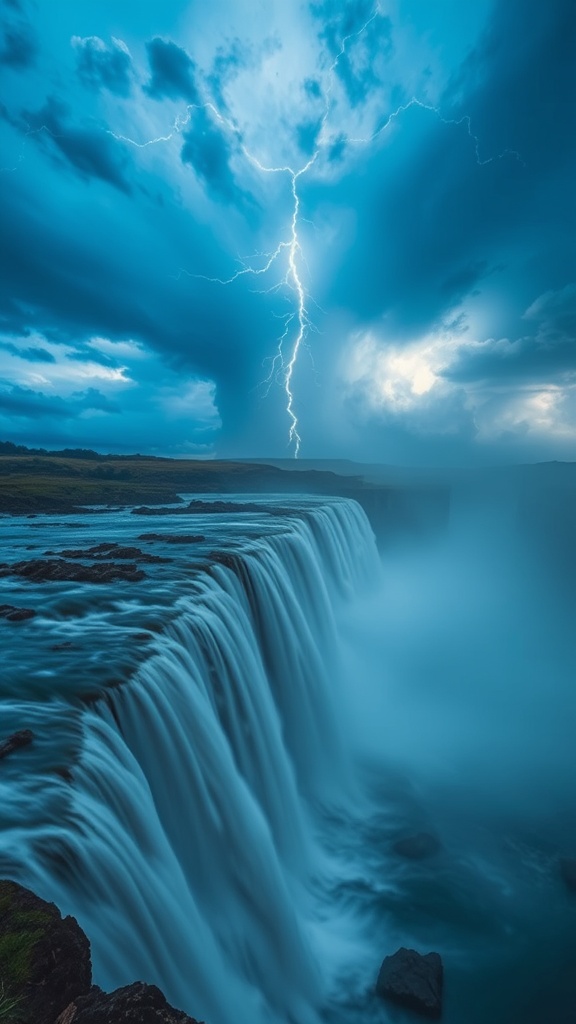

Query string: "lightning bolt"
[101, 5, 522, 455]
[346, 95, 524, 166]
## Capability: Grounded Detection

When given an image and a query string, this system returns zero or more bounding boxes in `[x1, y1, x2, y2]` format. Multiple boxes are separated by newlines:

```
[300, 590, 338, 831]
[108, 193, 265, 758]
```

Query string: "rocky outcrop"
[0, 881, 205, 1024]
[138, 533, 205, 544]
[132, 500, 293, 517]
[0, 880, 91, 1024]
[0, 729, 34, 759]
[0, 604, 36, 622]
[55, 982, 203, 1024]
[392, 833, 441, 860]
[376, 947, 443, 1019]
[46, 543, 171, 564]
[0, 558, 146, 584]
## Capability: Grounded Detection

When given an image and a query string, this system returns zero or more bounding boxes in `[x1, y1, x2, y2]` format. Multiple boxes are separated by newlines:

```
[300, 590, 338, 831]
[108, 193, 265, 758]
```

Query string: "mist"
[332, 468, 576, 1023]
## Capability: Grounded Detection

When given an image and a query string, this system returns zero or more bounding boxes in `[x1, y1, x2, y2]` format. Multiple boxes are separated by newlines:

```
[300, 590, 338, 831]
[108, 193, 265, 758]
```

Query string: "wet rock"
[392, 832, 441, 860]
[50, 641, 75, 651]
[55, 544, 171, 564]
[0, 603, 36, 622]
[56, 982, 204, 1024]
[560, 858, 576, 891]
[0, 729, 34, 759]
[132, 499, 292, 517]
[0, 558, 146, 583]
[138, 532, 205, 544]
[376, 947, 443, 1019]
[208, 550, 243, 571]
[0, 879, 91, 1024]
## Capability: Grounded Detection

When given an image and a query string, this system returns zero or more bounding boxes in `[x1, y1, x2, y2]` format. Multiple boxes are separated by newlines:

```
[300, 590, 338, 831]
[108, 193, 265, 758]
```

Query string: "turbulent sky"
[1, 0, 575, 462]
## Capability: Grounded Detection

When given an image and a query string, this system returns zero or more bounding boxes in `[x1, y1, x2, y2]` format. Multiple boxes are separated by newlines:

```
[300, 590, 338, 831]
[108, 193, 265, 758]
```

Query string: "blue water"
[0, 494, 574, 1023]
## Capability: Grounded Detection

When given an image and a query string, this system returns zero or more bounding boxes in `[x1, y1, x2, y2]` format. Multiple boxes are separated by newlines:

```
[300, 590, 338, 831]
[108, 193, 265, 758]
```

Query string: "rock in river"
[376, 946, 443, 1019]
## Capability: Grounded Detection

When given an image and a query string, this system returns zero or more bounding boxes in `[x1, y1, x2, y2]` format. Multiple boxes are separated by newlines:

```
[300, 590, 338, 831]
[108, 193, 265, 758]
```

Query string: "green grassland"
[0, 451, 362, 514]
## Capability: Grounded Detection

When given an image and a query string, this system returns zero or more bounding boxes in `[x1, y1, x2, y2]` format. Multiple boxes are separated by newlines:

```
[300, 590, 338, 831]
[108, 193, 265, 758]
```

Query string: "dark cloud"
[0, 22, 37, 68]
[181, 107, 247, 205]
[0, 0, 573, 461]
[72, 35, 132, 96]
[443, 0, 576, 175]
[21, 97, 132, 193]
[144, 38, 199, 103]
[309, 0, 575, 348]
[296, 119, 322, 157]
[443, 284, 576, 385]
[304, 78, 322, 100]
[0, 340, 56, 362]
[308, 109, 522, 336]
[0, 383, 120, 419]
[0, 169, 277, 437]
[311, 0, 393, 106]
[207, 38, 249, 109]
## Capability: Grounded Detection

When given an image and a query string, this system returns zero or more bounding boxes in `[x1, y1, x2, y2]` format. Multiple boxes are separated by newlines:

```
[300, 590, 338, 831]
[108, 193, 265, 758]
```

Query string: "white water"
[3, 489, 575, 1023]
[0, 499, 379, 1024]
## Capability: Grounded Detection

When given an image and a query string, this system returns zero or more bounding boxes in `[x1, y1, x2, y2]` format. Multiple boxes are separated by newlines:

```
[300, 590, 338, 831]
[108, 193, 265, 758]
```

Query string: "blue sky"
[1, 0, 574, 462]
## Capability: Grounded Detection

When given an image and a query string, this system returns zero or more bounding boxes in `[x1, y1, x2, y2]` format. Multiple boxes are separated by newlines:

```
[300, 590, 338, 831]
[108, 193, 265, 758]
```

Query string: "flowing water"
[0, 494, 574, 1023]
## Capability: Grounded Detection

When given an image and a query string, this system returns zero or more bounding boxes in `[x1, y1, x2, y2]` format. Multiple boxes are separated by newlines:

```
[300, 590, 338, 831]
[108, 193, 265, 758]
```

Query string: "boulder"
[55, 982, 204, 1024]
[392, 833, 441, 860]
[0, 879, 91, 1024]
[0, 604, 37, 622]
[0, 729, 34, 759]
[376, 947, 443, 1019]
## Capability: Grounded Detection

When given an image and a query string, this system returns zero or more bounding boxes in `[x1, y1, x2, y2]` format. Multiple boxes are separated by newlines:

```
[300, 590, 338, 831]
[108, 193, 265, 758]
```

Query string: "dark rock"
[208, 550, 243, 571]
[560, 858, 576, 891]
[50, 641, 76, 651]
[132, 632, 153, 642]
[0, 603, 37, 622]
[0, 879, 91, 1024]
[376, 947, 443, 1019]
[55, 982, 204, 1024]
[55, 545, 171, 564]
[138, 532, 205, 544]
[132, 500, 292, 517]
[0, 729, 34, 759]
[0, 558, 146, 583]
[392, 832, 441, 860]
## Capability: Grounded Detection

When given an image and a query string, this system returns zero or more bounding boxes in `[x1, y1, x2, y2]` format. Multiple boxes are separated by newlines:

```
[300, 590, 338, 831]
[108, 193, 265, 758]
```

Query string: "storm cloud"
[0, 0, 573, 461]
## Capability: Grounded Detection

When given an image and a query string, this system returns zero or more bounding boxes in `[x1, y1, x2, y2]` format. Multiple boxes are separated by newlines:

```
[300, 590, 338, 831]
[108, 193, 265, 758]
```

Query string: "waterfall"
[1, 499, 378, 1024]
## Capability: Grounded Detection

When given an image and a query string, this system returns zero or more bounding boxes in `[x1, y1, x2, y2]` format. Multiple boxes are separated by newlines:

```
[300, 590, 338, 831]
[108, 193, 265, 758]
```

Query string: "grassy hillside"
[0, 450, 365, 514]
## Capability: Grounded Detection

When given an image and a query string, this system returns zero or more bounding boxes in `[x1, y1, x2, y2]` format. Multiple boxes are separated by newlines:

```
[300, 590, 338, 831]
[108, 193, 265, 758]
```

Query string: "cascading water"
[4, 487, 574, 1024]
[0, 498, 379, 1024]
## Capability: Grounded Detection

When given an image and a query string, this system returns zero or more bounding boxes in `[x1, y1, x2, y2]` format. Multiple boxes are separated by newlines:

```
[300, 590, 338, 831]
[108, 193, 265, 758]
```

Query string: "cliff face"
[0, 881, 202, 1024]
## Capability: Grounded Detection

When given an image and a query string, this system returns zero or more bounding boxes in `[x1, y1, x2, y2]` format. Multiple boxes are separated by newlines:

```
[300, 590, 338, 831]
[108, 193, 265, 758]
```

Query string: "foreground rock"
[392, 833, 441, 860]
[0, 880, 91, 1024]
[0, 728, 34, 759]
[376, 947, 443, 1019]
[0, 880, 205, 1024]
[56, 982, 204, 1024]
